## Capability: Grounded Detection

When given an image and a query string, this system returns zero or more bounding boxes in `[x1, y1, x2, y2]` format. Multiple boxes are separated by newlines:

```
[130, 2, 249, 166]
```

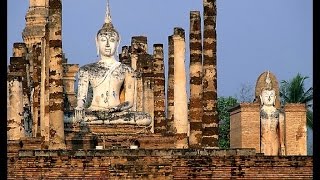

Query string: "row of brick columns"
[117, 0, 219, 148]
[8, 0, 219, 149]
[7, 0, 79, 149]
[167, 0, 218, 148]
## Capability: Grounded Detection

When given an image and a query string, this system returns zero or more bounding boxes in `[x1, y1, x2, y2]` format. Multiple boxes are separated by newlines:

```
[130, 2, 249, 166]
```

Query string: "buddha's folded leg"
[104, 111, 151, 126]
[81, 110, 151, 126]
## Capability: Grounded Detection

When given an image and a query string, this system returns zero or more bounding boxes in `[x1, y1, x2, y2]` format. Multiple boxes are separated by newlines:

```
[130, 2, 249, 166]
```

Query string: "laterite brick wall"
[8, 149, 312, 179]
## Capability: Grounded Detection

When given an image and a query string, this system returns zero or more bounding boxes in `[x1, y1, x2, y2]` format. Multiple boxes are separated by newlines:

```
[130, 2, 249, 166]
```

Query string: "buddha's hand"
[107, 106, 120, 113]
[73, 106, 84, 122]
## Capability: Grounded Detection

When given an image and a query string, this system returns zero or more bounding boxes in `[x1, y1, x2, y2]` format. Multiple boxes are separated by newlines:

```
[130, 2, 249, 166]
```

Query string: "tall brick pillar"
[153, 44, 166, 134]
[7, 73, 25, 140]
[48, 0, 65, 149]
[63, 64, 80, 110]
[12, 43, 30, 106]
[119, 46, 131, 103]
[39, 36, 50, 142]
[202, 0, 218, 148]
[167, 35, 175, 134]
[11, 43, 32, 136]
[138, 54, 154, 132]
[284, 104, 307, 155]
[173, 28, 189, 148]
[23, 0, 49, 138]
[189, 11, 203, 148]
[23, 0, 49, 78]
[31, 44, 42, 137]
[131, 36, 148, 111]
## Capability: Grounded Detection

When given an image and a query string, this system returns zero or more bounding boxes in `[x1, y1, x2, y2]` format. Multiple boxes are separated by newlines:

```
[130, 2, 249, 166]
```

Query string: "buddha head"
[96, 0, 120, 58]
[260, 71, 276, 106]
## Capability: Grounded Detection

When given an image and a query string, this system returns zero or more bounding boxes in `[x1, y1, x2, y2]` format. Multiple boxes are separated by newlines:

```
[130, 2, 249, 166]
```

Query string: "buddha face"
[97, 31, 119, 57]
[260, 89, 276, 106]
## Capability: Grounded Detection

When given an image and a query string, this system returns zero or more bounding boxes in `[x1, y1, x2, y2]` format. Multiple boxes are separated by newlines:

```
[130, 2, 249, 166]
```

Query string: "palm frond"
[280, 73, 313, 129]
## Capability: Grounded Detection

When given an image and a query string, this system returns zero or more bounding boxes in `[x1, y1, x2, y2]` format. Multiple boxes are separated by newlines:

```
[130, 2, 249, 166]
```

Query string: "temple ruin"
[7, 0, 312, 179]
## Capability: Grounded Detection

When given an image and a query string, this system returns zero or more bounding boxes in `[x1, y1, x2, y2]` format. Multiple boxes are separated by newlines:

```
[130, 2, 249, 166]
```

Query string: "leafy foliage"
[280, 73, 313, 128]
[218, 96, 238, 149]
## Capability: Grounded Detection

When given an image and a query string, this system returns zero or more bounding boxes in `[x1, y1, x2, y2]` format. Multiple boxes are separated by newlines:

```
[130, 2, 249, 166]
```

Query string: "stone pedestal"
[284, 104, 307, 155]
[64, 124, 175, 150]
[20, 137, 44, 150]
[8, 137, 44, 156]
[230, 103, 260, 152]
[7, 140, 23, 156]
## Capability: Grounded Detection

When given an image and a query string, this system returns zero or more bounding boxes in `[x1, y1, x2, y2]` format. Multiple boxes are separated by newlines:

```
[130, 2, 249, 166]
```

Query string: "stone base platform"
[64, 123, 152, 134]
[64, 124, 175, 150]
[8, 149, 313, 179]
[8, 137, 45, 156]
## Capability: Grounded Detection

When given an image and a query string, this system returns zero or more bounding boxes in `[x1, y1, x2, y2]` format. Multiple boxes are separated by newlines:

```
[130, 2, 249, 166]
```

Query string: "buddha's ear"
[95, 36, 99, 57]
[274, 95, 276, 106]
[116, 35, 121, 57]
[260, 95, 263, 105]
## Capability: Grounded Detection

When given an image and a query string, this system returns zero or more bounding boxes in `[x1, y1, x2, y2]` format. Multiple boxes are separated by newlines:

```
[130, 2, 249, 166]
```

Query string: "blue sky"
[8, 0, 312, 98]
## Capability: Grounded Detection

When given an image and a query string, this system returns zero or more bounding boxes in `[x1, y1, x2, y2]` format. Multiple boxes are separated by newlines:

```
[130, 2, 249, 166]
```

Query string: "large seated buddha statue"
[73, 2, 151, 126]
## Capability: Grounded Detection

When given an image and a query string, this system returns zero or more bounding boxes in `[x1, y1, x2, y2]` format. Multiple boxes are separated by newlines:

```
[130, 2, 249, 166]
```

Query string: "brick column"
[119, 46, 131, 103]
[284, 104, 307, 155]
[131, 36, 147, 70]
[48, 0, 65, 149]
[39, 36, 50, 142]
[138, 54, 154, 131]
[32, 44, 42, 137]
[173, 28, 188, 148]
[10, 43, 32, 136]
[189, 11, 203, 148]
[7, 73, 25, 140]
[202, 0, 218, 148]
[63, 64, 80, 110]
[23, 0, 49, 78]
[153, 44, 166, 134]
[12, 44, 30, 108]
[120, 46, 131, 67]
[166, 35, 175, 134]
[131, 36, 148, 111]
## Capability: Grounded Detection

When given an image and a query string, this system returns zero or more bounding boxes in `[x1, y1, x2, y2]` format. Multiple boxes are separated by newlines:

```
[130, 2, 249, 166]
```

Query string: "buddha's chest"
[260, 107, 279, 119]
[87, 65, 126, 86]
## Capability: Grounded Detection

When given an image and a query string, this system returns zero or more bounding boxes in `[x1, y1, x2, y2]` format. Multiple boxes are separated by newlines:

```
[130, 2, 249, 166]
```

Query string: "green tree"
[218, 96, 238, 149]
[280, 73, 313, 128]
